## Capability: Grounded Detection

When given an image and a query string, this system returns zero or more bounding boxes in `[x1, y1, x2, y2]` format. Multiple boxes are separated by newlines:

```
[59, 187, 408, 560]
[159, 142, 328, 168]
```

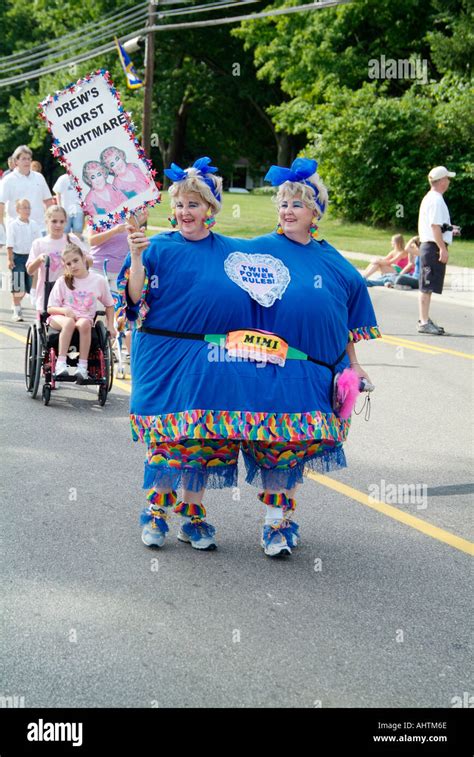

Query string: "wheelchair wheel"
[98, 385, 107, 406]
[105, 336, 114, 392]
[42, 385, 51, 406]
[95, 321, 113, 392]
[24, 325, 36, 392]
[28, 325, 42, 399]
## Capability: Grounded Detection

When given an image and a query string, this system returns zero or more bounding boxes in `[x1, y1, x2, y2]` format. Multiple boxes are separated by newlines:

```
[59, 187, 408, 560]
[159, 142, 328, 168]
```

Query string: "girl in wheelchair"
[47, 242, 116, 381]
[26, 205, 90, 314]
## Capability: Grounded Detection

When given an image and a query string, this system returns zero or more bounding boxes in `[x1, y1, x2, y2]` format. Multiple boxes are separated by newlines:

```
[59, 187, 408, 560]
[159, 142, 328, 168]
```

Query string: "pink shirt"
[48, 270, 114, 323]
[83, 185, 127, 218]
[27, 234, 86, 312]
[112, 164, 150, 196]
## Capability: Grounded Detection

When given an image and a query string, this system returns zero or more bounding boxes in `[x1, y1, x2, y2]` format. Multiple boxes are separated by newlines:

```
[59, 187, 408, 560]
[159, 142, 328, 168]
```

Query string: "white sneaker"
[177, 519, 217, 550]
[75, 365, 89, 382]
[261, 522, 292, 557]
[12, 312, 23, 322]
[54, 361, 69, 377]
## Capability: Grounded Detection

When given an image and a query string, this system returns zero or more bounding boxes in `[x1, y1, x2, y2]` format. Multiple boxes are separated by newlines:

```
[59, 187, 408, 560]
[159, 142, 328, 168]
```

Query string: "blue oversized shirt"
[118, 231, 380, 445]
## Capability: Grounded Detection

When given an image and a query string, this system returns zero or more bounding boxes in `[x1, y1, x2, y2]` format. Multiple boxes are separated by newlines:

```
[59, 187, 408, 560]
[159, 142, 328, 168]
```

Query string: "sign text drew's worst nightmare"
[54, 87, 128, 155]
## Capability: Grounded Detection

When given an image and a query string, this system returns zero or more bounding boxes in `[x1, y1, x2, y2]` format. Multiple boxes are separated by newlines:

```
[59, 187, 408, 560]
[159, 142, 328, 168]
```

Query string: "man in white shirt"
[0, 145, 53, 234]
[417, 165, 459, 335]
[53, 172, 84, 238]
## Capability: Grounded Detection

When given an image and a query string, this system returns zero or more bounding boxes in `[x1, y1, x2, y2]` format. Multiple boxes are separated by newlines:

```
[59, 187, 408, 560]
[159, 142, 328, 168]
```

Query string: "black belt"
[138, 326, 346, 374]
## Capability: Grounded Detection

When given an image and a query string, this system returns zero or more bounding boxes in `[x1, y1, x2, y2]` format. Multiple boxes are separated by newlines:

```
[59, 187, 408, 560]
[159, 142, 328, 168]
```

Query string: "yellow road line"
[0, 324, 28, 344]
[381, 334, 473, 360]
[308, 472, 473, 556]
[0, 324, 132, 395]
[379, 337, 439, 355]
[113, 376, 132, 393]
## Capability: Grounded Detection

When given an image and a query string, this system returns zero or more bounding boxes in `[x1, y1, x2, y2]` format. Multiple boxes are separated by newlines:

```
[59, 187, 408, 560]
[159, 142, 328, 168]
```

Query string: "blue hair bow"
[264, 157, 325, 211]
[164, 156, 221, 201]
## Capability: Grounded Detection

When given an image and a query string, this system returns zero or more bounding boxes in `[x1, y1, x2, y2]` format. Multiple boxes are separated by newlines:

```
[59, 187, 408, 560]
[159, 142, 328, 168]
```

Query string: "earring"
[276, 223, 284, 235]
[203, 211, 216, 229]
[168, 213, 178, 228]
[309, 217, 319, 239]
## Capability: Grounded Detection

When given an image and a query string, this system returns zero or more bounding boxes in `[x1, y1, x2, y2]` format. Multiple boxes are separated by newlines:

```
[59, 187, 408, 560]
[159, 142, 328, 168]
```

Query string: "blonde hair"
[168, 168, 223, 215]
[275, 172, 328, 220]
[45, 205, 67, 225]
[62, 242, 89, 290]
[16, 197, 31, 210]
[391, 234, 405, 251]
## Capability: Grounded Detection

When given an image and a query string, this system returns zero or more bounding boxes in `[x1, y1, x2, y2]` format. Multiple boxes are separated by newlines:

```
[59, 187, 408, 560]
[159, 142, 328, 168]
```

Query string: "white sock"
[78, 359, 88, 368]
[13, 305, 21, 315]
[264, 505, 284, 525]
[56, 357, 67, 369]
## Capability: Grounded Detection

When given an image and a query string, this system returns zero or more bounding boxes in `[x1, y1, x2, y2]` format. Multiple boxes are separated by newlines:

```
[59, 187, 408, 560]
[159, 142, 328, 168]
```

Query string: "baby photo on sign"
[40, 70, 159, 230]
[82, 148, 151, 218]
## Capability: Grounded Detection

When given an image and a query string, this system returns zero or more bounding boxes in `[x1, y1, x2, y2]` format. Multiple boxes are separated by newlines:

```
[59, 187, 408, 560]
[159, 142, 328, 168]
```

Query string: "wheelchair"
[24, 257, 114, 406]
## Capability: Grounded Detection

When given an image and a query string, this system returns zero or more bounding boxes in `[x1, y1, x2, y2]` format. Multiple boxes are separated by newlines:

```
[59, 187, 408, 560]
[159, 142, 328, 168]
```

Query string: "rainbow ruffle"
[146, 489, 177, 507]
[174, 501, 207, 519]
[348, 325, 381, 343]
[130, 409, 351, 444]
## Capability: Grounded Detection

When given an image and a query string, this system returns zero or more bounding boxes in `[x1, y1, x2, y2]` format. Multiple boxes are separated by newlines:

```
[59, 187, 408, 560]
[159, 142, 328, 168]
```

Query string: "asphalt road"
[1, 259, 472, 709]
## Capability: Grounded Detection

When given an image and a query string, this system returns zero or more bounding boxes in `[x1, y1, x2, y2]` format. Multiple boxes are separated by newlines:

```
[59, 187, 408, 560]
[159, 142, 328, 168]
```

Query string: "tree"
[235, 0, 473, 234]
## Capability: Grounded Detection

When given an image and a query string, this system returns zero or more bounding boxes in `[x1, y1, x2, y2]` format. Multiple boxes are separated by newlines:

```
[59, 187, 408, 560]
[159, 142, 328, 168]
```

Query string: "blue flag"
[115, 37, 143, 90]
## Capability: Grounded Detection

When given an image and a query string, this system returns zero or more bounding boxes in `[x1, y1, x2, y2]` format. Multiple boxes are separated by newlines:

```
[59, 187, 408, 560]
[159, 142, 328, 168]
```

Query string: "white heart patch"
[224, 251, 291, 307]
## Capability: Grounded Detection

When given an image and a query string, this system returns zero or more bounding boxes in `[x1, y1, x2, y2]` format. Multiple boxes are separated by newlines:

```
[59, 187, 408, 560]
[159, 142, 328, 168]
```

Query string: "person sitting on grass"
[365, 236, 420, 288]
[362, 234, 408, 280]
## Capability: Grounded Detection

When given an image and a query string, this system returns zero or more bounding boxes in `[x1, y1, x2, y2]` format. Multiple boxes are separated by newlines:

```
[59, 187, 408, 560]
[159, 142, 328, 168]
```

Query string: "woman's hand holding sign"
[127, 221, 149, 305]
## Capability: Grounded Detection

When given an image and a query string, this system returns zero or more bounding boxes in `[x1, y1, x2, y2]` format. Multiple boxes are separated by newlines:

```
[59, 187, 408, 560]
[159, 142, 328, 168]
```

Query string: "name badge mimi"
[225, 329, 288, 367]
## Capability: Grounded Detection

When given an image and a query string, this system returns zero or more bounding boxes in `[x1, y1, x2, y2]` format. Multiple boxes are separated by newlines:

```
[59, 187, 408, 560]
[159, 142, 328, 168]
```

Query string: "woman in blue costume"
[119, 157, 381, 557]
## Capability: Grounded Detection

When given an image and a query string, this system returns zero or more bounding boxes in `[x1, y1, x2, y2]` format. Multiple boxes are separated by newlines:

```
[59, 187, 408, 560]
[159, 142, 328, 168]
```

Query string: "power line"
[0, 8, 149, 74]
[0, 1, 352, 89]
[0, 1, 256, 70]
[0, 3, 148, 64]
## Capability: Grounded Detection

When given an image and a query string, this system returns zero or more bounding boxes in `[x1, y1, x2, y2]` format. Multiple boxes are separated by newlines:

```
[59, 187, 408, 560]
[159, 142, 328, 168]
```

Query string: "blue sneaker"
[140, 506, 169, 548]
[261, 522, 292, 557]
[280, 518, 300, 549]
[177, 519, 217, 551]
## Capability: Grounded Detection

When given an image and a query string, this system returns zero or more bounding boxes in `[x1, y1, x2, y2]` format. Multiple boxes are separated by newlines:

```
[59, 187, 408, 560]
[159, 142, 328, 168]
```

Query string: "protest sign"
[39, 69, 160, 230]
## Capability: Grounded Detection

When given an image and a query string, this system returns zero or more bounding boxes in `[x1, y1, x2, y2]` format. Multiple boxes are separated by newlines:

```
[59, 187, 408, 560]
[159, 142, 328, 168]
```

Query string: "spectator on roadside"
[394, 254, 421, 290]
[393, 237, 421, 290]
[31, 160, 43, 173]
[365, 236, 419, 288]
[362, 234, 408, 280]
[417, 166, 460, 334]
[53, 172, 84, 239]
[0, 145, 53, 234]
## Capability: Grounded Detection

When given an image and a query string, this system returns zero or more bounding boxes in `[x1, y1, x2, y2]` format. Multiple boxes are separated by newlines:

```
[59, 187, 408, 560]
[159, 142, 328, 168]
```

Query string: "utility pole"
[142, 0, 156, 158]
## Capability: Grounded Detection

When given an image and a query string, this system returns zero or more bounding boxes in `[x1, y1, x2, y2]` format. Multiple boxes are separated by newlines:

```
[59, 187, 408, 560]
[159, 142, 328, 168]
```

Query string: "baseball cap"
[428, 166, 456, 181]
